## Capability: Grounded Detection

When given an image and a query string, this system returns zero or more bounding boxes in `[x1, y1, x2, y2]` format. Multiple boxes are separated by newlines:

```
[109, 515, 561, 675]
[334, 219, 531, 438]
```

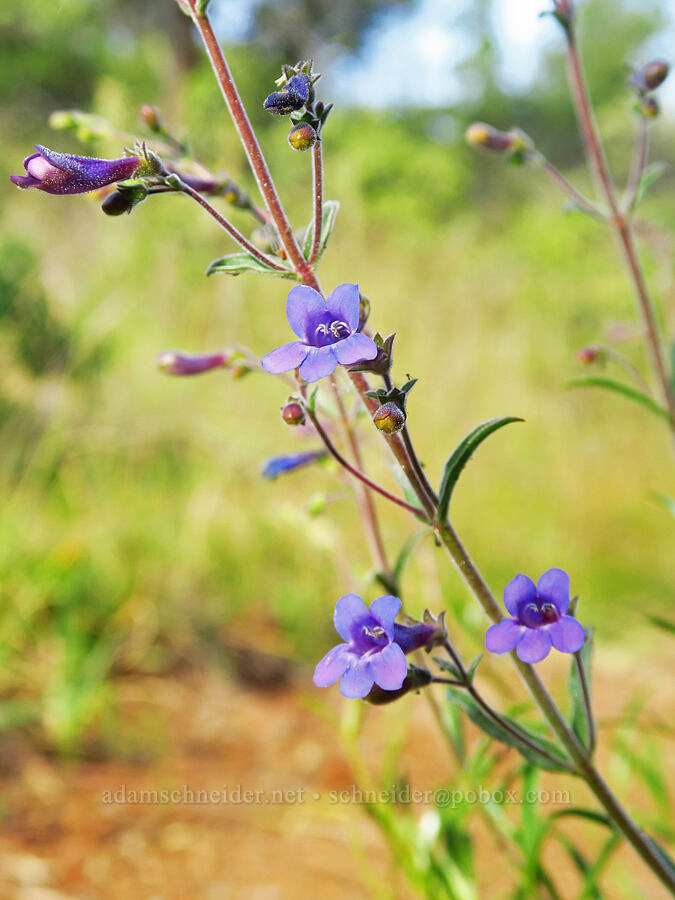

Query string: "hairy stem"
[565, 30, 673, 426]
[178, 179, 287, 269]
[309, 139, 324, 266]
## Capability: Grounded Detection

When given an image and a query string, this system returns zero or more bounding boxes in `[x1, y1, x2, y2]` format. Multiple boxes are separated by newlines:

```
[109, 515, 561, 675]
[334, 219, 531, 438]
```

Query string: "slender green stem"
[533, 152, 605, 220]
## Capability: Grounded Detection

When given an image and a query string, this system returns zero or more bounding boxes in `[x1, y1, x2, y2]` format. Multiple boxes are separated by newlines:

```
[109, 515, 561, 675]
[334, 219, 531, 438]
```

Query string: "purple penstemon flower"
[313, 594, 438, 699]
[10, 146, 140, 195]
[485, 568, 585, 663]
[261, 283, 378, 383]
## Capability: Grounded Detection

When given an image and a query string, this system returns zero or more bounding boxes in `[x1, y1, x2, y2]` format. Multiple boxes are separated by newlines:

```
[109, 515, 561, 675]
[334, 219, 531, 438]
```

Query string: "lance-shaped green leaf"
[436, 417, 523, 522]
[302, 200, 339, 264]
[635, 161, 667, 207]
[445, 688, 572, 772]
[566, 376, 670, 422]
[568, 629, 595, 753]
[206, 252, 296, 279]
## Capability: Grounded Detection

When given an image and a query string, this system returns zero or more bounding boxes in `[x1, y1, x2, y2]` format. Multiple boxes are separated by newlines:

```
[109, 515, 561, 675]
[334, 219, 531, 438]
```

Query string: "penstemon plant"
[11, 0, 674, 896]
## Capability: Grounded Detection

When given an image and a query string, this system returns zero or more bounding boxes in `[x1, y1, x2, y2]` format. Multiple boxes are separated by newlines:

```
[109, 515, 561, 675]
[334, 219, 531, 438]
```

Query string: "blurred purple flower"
[485, 568, 585, 664]
[10, 146, 140, 195]
[313, 594, 408, 698]
[261, 451, 325, 480]
[261, 284, 378, 383]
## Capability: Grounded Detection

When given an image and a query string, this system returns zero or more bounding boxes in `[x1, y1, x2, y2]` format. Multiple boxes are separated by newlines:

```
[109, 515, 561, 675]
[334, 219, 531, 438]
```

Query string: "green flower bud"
[373, 401, 406, 434]
[288, 123, 317, 152]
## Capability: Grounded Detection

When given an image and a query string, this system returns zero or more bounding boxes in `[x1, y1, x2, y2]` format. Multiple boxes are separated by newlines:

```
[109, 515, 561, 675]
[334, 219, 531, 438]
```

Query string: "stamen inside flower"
[362, 624, 387, 644]
[314, 320, 350, 346]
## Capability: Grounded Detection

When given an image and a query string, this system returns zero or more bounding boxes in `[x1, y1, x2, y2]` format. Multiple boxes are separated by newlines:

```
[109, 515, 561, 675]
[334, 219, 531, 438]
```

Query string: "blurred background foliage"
[0, 0, 673, 760]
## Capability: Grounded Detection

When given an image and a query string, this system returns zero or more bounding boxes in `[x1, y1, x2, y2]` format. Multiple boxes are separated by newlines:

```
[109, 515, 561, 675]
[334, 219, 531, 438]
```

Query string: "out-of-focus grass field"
[1, 47, 674, 754]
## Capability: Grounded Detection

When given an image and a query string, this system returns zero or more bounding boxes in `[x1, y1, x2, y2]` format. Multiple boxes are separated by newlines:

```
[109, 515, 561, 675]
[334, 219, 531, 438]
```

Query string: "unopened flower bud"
[157, 350, 228, 376]
[281, 401, 306, 426]
[373, 402, 406, 434]
[466, 123, 513, 152]
[288, 123, 317, 152]
[140, 104, 162, 131]
[640, 96, 660, 119]
[365, 666, 432, 705]
[393, 622, 440, 655]
[633, 59, 669, 93]
[576, 347, 597, 364]
[101, 184, 148, 216]
[286, 73, 312, 106]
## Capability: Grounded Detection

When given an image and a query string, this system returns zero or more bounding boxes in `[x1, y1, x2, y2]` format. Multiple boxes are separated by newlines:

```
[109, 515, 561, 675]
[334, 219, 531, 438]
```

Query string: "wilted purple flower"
[261, 450, 325, 480]
[485, 568, 585, 664]
[261, 284, 377, 383]
[10, 146, 140, 195]
[313, 594, 408, 698]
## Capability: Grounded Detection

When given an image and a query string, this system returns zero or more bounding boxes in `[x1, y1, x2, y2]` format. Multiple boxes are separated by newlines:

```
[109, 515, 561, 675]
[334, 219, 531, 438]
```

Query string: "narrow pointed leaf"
[635, 161, 667, 207]
[302, 200, 339, 264]
[566, 376, 670, 422]
[568, 628, 595, 753]
[436, 417, 523, 522]
[206, 251, 296, 279]
[445, 687, 571, 772]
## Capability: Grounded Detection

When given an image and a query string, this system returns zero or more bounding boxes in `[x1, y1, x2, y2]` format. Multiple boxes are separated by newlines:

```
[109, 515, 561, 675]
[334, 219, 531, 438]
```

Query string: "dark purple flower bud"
[264, 91, 302, 116]
[261, 451, 326, 480]
[632, 59, 669, 93]
[485, 568, 585, 664]
[10, 146, 141, 195]
[373, 401, 406, 434]
[157, 350, 229, 376]
[281, 402, 306, 426]
[101, 184, 149, 216]
[393, 622, 439, 654]
[286, 73, 313, 105]
[365, 665, 433, 705]
[288, 123, 317, 152]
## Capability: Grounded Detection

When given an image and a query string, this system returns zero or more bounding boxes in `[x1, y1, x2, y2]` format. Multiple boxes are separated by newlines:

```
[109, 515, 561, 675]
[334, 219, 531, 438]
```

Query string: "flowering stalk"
[563, 24, 674, 429]
[154, 6, 675, 890]
[623, 116, 649, 216]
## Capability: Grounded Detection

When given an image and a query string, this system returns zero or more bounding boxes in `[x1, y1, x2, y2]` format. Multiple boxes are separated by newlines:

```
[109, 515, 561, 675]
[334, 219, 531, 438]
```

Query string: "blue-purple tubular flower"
[10, 146, 140, 195]
[485, 568, 585, 664]
[261, 451, 325, 480]
[261, 284, 378, 383]
[313, 594, 408, 698]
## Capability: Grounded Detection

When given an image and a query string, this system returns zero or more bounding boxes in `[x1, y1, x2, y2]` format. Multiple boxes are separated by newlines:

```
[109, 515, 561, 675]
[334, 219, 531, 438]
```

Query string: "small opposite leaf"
[635, 161, 667, 207]
[466, 653, 483, 683]
[436, 417, 523, 522]
[206, 252, 295, 279]
[445, 687, 571, 772]
[566, 376, 670, 423]
[302, 200, 339, 264]
[568, 629, 595, 753]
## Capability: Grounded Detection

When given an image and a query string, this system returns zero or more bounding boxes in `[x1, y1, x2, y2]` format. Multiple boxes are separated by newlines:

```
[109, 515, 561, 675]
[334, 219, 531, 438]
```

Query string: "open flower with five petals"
[313, 594, 408, 698]
[261, 283, 377, 383]
[485, 568, 585, 663]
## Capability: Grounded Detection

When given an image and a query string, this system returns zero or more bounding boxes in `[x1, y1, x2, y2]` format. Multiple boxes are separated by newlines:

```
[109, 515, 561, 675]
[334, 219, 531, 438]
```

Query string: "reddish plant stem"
[189, 6, 313, 282]
[178, 180, 288, 270]
[307, 408, 429, 520]
[329, 376, 393, 578]
[565, 32, 673, 425]
[533, 152, 604, 220]
[308, 139, 324, 266]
